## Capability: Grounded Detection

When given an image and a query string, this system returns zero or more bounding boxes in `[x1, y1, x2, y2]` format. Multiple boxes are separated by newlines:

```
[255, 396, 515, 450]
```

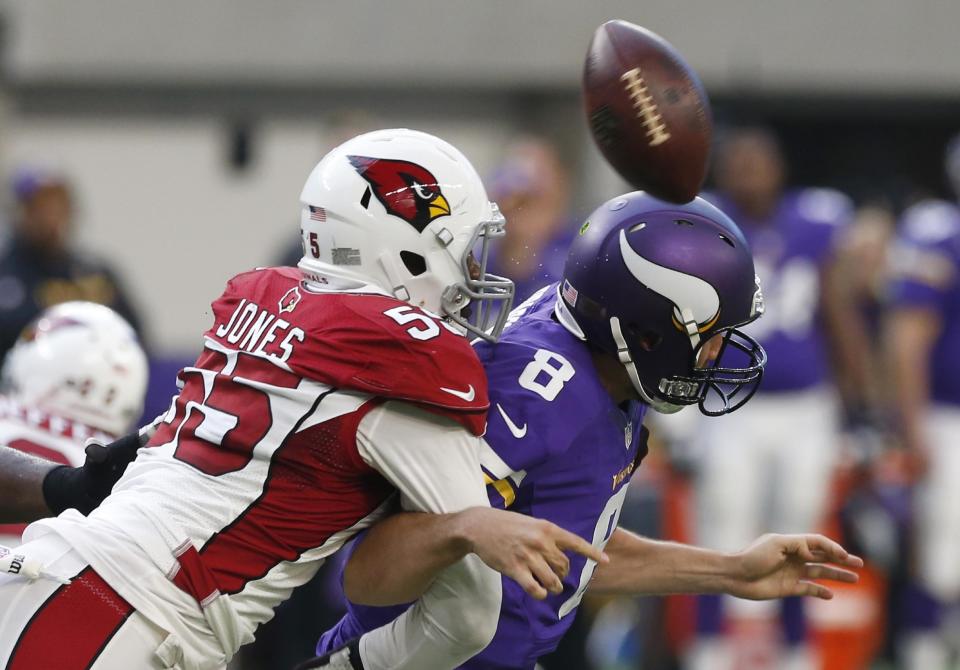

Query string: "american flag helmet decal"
[561, 279, 579, 307]
[308, 205, 326, 222]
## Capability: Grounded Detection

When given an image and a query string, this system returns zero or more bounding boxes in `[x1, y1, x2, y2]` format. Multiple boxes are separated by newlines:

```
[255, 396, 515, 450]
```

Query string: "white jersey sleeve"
[354, 401, 501, 670]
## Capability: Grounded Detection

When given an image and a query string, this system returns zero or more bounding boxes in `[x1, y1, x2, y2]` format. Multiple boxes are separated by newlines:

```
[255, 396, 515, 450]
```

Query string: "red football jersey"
[31, 267, 490, 662]
[206, 266, 489, 434]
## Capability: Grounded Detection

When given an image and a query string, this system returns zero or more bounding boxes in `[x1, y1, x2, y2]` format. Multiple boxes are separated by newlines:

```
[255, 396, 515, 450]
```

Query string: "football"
[583, 20, 713, 203]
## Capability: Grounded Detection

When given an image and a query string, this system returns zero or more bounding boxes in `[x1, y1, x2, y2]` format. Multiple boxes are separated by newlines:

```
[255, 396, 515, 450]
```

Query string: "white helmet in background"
[1, 301, 148, 436]
[298, 128, 515, 341]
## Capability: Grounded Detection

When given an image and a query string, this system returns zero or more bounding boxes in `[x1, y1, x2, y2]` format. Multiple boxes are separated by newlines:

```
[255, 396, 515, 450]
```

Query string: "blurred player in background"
[487, 137, 577, 303]
[0, 129, 604, 670]
[817, 203, 901, 669]
[887, 134, 960, 670]
[308, 192, 861, 670]
[0, 301, 147, 547]
[688, 128, 864, 670]
[0, 169, 144, 358]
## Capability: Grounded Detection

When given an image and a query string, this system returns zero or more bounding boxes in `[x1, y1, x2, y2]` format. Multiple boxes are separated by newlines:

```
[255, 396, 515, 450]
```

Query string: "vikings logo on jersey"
[348, 155, 451, 232]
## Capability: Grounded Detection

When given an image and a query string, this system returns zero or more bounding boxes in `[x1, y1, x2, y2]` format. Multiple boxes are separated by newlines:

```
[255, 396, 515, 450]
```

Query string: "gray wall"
[7, 0, 960, 95]
[0, 1, 957, 352]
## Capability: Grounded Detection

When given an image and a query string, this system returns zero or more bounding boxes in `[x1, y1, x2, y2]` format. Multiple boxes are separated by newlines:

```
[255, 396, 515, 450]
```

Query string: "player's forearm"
[821, 258, 875, 407]
[0, 446, 58, 523]
[589, 528, 737, 596]
[896, 359, 928, 451]
[887, 310, 937, 450]
[354, 402, 501, 668]
[344, 511, 472, 606]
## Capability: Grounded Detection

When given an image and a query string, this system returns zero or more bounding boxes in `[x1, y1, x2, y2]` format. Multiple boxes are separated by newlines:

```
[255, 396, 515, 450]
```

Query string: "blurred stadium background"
[1, 1, 959, 669]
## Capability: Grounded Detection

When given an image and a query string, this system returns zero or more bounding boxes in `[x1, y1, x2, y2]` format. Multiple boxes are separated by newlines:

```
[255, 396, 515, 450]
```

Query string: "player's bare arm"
[825, 208, 894, 411]
[821, 246, 873, 410]
[588, 528, 862, 600]
[887, 306, 941, 473]
[344, 507, 608, 606]
[350, 401, 506, 668]
[0, 430, 146, 524]
[0, 446, 57, 523]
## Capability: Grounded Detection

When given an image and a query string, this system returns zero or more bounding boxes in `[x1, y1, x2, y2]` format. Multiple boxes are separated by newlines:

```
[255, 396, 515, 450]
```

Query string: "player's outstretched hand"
[458, 507, 608, 600]
[727, 533, 863, 601]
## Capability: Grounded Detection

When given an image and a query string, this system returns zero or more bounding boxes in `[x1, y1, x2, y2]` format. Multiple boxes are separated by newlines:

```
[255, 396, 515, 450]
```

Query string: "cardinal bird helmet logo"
[348, 155, 452, 232]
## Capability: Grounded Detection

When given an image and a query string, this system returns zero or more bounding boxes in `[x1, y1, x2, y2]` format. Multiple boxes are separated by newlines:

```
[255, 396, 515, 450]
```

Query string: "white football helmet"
[1, 301, 148, 436]
[298, 128, 515, 340]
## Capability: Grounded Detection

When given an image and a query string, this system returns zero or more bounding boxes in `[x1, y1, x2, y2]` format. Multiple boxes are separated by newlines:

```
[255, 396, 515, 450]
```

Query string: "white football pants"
[0, 533, 178, 669]
[915, 405, 960, 601]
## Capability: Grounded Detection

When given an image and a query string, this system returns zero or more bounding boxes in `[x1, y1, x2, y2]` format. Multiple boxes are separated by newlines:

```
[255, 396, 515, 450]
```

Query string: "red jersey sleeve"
[204, 267, 489, 436]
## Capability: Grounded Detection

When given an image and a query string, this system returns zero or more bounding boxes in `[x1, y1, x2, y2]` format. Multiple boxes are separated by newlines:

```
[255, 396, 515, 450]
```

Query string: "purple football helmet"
[555, 191, 766, 415]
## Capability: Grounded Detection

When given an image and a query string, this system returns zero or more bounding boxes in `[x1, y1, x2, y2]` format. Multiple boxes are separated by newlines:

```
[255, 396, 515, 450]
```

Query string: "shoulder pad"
[795, 188, 854, 225]
[207, 268, 488, 436]
[327, 294, 489, 404]
[478, 335, 607, 470]
[901, 200, 960, 244]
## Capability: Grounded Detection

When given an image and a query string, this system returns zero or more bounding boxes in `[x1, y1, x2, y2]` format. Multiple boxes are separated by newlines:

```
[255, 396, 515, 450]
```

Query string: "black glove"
[294, 639, 363, 670]
[41, 429, 146, 515]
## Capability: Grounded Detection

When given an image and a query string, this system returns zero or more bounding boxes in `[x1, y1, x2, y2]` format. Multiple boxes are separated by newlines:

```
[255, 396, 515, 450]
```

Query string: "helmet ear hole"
[400, 251, 427, 276]
[626, 323, 662, 351]
[639, 331, 662, 351]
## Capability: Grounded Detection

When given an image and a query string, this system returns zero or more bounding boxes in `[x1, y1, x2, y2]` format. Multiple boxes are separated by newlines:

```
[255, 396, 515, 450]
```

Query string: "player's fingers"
[794, 580, 833, 600]
[554, 529, 608, 564]
[544, 547, 570, 581]
[801, 535, 861, 567]
[806, 549, 865, 569]
[512, 569, 548, 600]
[803, 563, 860, 584]
[529, 555, 565, 595]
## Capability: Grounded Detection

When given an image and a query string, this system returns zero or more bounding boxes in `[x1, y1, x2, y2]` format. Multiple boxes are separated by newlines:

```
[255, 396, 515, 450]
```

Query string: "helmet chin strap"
[676, 307, 702, 348]
[609, 316, 684, 414]
[377, 252, 412, 302]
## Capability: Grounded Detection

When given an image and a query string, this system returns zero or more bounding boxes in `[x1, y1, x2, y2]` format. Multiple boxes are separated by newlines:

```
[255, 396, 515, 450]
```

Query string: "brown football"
[583, 20, 712, 203]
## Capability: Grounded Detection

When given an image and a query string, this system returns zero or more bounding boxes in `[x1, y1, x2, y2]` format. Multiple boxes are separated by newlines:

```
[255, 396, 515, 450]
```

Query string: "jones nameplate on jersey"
[214, 298, 306, 363]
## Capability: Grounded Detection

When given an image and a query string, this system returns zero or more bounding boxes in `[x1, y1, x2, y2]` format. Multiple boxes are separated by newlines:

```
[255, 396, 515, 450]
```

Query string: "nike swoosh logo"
[440, 384, 476, 402]
[496, 403, 527, 439]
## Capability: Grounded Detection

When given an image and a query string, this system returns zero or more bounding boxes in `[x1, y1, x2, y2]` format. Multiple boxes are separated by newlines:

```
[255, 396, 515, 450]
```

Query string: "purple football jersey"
[706, 189, 852, 391]
[317, 284, 649, 669]
[889, 199, 960, 405]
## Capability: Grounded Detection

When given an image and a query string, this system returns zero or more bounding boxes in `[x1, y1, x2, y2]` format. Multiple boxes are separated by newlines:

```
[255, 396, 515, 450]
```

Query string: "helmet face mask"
[558, 192, 767, 416]
[654, 324, 766, 415]
[442, 206, 514, 341]
[298, 129, 514, 341]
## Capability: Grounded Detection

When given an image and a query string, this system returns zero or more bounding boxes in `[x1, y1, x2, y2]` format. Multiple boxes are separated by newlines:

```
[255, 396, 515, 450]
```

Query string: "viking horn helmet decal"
[618, 230, 720, 331]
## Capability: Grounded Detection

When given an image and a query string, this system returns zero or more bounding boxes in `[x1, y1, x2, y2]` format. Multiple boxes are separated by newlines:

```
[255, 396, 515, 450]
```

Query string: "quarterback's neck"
[590, 349, 636, 405]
